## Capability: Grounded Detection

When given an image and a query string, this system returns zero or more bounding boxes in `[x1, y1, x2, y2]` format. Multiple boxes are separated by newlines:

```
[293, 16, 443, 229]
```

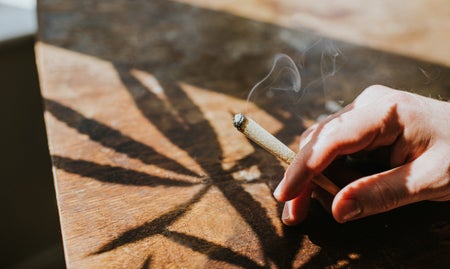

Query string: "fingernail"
[273, 176, 285, 199]
[273, 185, 282, 199]
[282, 202, 291, 222]
[340, 199, 362, 222]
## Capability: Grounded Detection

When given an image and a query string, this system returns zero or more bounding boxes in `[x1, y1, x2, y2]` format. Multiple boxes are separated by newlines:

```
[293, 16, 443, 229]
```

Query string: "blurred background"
[0, 0, 65, 268]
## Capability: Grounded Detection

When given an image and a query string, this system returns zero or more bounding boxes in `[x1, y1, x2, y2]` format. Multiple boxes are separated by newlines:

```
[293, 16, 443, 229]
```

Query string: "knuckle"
[384, 90, 414, 105]
[355, 84, 391, 106]
[380, 90, 424, 123]
[361, 84, 392, 97]
[371, 179, 404, 212]
[363, 84, 387, 95]
[313, 121, 339, 150]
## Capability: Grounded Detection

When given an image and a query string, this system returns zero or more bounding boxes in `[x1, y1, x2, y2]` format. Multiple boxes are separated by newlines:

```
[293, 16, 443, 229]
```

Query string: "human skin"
[273, 85, 450, 225]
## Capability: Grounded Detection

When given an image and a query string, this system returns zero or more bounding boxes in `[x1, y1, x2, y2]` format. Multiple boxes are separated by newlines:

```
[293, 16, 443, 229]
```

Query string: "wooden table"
[36, 1, 450, 268]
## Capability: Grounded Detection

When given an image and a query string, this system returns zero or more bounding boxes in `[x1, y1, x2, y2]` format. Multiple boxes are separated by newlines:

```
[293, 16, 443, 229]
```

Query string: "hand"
[273, 85, 450, 225]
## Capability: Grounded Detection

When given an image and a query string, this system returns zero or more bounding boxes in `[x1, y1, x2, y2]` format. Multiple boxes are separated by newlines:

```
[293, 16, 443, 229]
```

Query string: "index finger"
[274, 93, 402, 202]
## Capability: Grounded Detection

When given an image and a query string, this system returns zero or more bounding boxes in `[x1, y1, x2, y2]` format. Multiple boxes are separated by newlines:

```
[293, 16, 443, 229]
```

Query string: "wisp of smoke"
[300, 39, 345, 100]
[245, 41, 345, 123]
[245, 53, 302, 113]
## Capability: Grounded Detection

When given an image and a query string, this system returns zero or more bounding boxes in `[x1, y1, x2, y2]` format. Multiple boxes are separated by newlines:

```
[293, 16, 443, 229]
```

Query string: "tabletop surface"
[36, 1, 450, 268]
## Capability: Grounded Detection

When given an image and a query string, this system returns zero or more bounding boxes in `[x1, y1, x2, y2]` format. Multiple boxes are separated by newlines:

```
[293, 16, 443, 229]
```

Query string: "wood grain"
[37, 0, 450, 268]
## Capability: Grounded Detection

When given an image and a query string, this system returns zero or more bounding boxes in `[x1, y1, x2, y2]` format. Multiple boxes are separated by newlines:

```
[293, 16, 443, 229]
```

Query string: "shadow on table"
[39, 0, 450, 268]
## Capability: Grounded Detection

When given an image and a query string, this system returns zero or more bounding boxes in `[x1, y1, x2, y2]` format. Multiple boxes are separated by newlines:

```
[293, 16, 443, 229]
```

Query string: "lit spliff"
[233, 113, 339, 195]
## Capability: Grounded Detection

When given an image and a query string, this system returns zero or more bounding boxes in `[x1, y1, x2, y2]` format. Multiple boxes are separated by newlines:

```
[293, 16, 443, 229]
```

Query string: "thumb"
[331, 152, 443, 223]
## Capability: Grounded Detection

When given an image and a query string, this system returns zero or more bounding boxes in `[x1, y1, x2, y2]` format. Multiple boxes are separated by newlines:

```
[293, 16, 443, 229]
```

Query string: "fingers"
[273, 85, 449, 225]
[274, 97, 401, 202]
[281, 182, 313, 226]
[332, 149, 450, 223]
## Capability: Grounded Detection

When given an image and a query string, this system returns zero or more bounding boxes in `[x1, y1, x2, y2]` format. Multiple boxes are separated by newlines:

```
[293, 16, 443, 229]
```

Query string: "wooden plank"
[174, 0, 450, 67]
[36, 0, 450, 268]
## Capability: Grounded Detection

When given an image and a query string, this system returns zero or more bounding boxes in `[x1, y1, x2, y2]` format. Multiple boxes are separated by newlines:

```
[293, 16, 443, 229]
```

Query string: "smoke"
[300, 39, 345, 99]
[245, 41, 345, 122]
[245, 53, 301, 113]
[320, 40, 342, 79]
[247, 54, 301, 100]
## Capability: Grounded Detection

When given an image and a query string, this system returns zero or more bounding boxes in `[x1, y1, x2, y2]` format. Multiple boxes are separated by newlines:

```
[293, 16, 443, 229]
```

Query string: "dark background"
[0, 37, 65, 268]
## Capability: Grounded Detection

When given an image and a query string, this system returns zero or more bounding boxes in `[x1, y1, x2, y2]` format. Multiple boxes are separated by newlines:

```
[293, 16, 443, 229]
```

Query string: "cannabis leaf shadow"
[45, 71, 305, 268]
[40, 0, 450, 268]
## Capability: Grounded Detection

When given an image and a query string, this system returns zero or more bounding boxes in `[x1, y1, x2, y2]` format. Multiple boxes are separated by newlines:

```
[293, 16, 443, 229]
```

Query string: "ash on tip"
[233, 113, 246, 130]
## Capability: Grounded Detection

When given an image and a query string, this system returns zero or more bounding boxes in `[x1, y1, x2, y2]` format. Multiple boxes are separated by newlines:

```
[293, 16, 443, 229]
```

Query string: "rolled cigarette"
[233, 113, 339, 196]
